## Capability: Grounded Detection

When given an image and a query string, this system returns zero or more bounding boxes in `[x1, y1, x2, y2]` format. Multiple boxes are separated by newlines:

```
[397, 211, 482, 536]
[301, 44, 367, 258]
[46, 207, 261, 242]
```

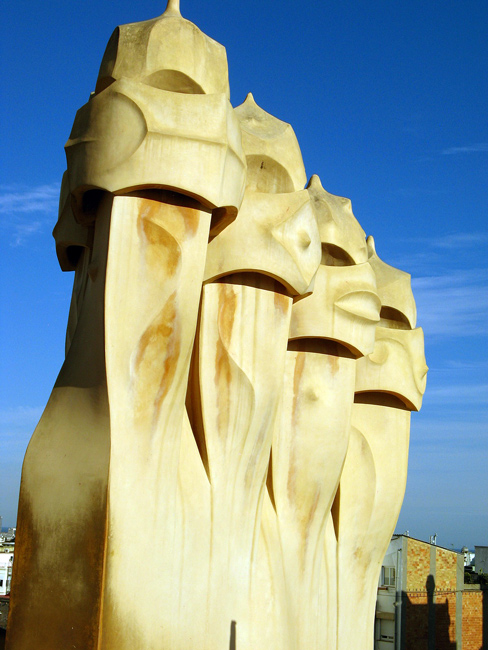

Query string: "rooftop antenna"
[163, 0, 181, 16]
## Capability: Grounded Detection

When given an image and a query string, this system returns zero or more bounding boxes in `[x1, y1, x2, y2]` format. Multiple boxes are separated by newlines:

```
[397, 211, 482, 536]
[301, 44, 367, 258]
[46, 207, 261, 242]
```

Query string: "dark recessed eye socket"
[287, 338, 358, 359]
[320, 243, 355, 266]
[215, 272, 291, 297]
[72, 189, 107, 225]
[354, 391, 411, 410]
[143, 71, 205, 94]
[125, 188, 207, 211]
[379, 306, 411, 330]
[66, 246, 84, 269]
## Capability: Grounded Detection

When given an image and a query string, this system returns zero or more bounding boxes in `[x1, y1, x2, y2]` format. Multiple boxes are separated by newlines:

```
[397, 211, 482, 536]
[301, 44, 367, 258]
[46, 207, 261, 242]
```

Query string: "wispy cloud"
[0, 406, 43, 431]
[0, 407, 42, 463]
[0, 183, 60, 215]
[411, 418, 488, 443]
[427, 231, 488, 249]
[423, 383, 488, 406]
[382, 231, 488, 278]
[439, 358, 488, 371]
[0, 182, 60, 245]
[412, 269, 488, 337]
[10, 221, 45, 246]
[395, 231, 488, 254]
[441, 143, 488, 155]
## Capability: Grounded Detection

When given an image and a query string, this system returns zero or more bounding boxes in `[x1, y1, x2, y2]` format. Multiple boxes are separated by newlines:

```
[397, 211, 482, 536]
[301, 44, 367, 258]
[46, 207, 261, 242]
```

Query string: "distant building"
[0, 553, 13, 596]
[461, 546, 475, 567]
[376, 534, 484, 650]
[474, 545, 488, 574]
[0, 528, 15, 546]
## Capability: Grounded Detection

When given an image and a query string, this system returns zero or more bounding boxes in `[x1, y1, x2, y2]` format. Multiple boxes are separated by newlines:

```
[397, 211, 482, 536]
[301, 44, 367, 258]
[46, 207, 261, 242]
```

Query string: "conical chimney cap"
[234, 94, 307, 193]
[367, 236, 417, 328]
[95, 1, 229, 97]
[306, 174, 368, 264]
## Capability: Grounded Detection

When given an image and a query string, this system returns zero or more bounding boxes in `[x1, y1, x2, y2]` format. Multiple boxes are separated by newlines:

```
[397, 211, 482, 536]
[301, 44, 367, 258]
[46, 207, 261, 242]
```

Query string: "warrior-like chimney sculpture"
[7, 3, 427, 649]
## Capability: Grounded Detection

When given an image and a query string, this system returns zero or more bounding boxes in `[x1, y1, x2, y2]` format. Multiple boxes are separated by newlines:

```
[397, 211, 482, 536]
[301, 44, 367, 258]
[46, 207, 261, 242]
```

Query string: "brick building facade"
[462, 587, 486, 650]
[376, 535, 486, 649]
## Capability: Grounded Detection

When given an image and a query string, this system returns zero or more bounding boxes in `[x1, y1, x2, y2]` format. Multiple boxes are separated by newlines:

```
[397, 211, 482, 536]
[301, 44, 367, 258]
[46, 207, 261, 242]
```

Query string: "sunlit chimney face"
[289, 176, 380, 356]
[367, 235, 417, 329]
[65, 2, 246, 227]
[205, 189, 321, 296]
[204, 95, 322, 296]
[234, 94, 308, 194]
[354, 238, 428, 410]
[307, 175, 368, 265]
[355, 326, 428, 410]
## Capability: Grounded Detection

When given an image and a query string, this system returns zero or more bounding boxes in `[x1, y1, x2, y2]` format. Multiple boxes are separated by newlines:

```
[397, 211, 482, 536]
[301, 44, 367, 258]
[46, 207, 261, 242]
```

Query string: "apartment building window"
[382, 566, 396, 587]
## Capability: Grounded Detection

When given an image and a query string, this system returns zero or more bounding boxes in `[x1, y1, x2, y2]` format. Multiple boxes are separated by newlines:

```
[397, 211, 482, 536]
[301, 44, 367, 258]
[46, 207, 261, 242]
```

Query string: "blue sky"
[1, 0, 487, 549]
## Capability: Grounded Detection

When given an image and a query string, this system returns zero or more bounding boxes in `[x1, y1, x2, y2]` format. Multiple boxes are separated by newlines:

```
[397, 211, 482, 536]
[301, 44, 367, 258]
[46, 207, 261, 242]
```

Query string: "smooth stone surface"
[8, 3, 427, 648]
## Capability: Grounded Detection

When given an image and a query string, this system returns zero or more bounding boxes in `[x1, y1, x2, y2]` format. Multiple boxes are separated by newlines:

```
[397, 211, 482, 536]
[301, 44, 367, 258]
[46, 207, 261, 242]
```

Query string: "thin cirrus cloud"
[0, 407, 43, 461]
[10, 220, 46, 247]
[427, 231, 488, 249]
[441, 143, 488, 155]
[384, 230, 488, 278]
[411, 418, 488, 445]
[0, 182, 60, 246]
[398, 230, 488, 253]
[0, 183, 60, 214]
[441, 359, 488, 370]
[412, 269, 488, 337]
[423, 382, 488, 407]
[0, 406, 44, 430]
[407, 417, 488, 486]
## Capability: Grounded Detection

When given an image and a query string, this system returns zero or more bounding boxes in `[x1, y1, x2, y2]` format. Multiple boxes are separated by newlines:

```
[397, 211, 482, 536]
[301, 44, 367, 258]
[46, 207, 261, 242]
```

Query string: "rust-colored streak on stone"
[287, 352, 306, 502]
[305, 487, 321, 532]
[143, 220, 181, 277]
[214, 337, 232, 443]
[132, 202, 186, 428]
[274, 291, 290, 316]
[140, 210, 181, 279]
[182, 205, 200, 237]
[133, 291, 181, 428]
[327, 350, 340, 376]
[215, 286, 237, 441]
[218, 285, 238, 349]
[156, 291, 182, 409]
[301, 487, 321, 567]
[131, 191, 205, 239]
[291, 352, 306, 429]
